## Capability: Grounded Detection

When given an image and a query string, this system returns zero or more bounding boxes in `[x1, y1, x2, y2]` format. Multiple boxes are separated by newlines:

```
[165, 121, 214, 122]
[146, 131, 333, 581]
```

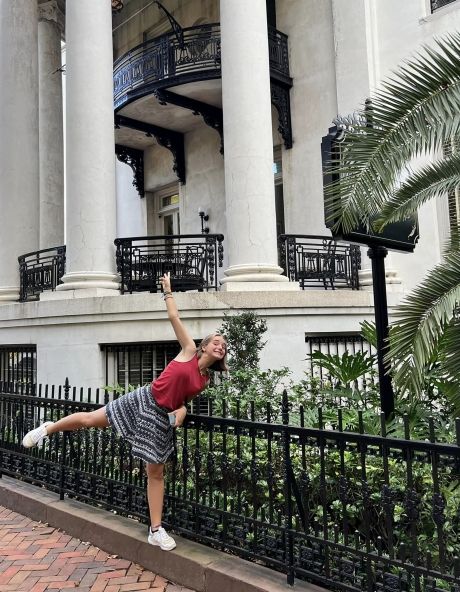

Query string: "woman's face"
[203, 335, 227, 360]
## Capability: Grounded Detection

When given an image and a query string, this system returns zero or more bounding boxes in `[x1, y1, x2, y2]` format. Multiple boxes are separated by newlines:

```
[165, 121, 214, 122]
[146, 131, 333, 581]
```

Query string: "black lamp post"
[321, 117, 419, 420]
[367, 245, 395, 418]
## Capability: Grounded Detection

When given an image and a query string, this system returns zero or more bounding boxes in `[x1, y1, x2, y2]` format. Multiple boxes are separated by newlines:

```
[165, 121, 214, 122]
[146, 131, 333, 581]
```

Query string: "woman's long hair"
[196, 333, 228, 371]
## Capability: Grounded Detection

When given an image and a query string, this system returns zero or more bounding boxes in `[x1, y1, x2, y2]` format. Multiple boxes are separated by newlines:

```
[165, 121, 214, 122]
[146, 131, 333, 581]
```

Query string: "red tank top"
[151, 354, 208, 411]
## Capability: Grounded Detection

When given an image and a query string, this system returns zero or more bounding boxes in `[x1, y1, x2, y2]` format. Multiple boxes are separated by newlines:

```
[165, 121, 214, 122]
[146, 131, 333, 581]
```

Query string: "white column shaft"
[220, 0, 287, 286]
[39, 3, 64, 249]
[0, 0, 40, 302]
[59, 0, 118, 291]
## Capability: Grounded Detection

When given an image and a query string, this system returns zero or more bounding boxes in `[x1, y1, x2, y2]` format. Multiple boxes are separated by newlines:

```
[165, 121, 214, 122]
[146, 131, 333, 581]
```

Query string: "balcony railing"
[430, 0, 457, 12]
[114, 233, 224, 294]
[278, 234, 361, 290]
[18, 246, 66, 302]
[113, 23, 290, 108]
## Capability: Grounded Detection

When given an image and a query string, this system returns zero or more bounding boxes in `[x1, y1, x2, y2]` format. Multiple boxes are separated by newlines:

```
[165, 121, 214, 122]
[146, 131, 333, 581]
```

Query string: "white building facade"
[0, 0, 459, 388]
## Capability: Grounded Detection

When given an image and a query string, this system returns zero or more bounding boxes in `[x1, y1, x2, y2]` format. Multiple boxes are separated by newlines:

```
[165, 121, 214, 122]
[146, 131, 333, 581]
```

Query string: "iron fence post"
[281, 390, 295, 586]
[59, 378, 71, 501]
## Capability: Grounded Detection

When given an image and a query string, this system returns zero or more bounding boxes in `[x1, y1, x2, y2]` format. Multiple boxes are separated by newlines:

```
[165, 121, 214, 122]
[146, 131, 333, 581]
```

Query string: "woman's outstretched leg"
[146, 463, 176, 551]
[22, 407, 109, 448]
[47, 407, 109, 434]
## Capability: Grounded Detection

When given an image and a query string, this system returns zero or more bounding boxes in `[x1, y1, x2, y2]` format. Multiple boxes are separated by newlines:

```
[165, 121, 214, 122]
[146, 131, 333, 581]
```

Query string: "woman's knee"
[146, 463, 164, 481]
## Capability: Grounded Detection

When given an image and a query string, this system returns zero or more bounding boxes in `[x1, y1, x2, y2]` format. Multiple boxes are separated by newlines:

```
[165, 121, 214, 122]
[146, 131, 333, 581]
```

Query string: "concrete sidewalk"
[0, 476, 325, 592]
[0, 505, 191, 591]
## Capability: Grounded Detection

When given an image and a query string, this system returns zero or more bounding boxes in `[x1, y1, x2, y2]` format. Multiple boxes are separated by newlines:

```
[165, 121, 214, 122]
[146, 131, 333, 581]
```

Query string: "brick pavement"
[0, 506, 195, 592]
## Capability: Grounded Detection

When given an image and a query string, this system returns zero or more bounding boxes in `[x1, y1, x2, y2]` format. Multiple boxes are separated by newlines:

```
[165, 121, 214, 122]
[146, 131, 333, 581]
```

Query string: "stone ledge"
[0, 475, 327, 592]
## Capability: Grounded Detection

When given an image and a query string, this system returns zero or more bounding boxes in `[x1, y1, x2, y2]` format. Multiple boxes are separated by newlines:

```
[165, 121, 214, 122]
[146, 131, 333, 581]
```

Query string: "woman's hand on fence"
[171, 405, 187, 428]
[160, 272, 172, 294]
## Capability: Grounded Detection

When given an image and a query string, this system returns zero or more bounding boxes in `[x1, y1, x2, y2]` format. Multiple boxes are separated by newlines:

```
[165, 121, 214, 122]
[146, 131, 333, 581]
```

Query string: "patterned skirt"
[105, 384, 174, 464]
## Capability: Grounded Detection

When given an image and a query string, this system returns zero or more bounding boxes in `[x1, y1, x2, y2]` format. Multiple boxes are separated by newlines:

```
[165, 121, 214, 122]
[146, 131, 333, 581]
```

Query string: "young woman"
[22, 272, 228, 551]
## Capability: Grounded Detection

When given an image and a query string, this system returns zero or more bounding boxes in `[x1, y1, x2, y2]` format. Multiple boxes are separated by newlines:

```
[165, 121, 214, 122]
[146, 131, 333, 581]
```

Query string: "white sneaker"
[22, 422, 54, 448]
[148, 526, 176, 551]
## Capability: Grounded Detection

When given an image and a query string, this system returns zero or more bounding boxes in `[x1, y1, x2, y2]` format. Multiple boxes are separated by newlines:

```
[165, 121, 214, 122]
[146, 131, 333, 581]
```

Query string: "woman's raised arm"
[160, 273, 196, 354]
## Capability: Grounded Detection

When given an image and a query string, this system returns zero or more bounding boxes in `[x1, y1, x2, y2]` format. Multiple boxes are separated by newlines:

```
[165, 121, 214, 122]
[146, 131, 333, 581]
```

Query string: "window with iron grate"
[101, 342, 181, 391]
[0, 345, 37, 386]
[305, 333, 375, 387]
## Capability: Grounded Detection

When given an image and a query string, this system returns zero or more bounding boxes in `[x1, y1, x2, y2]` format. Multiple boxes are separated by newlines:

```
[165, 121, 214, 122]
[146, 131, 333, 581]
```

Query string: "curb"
[0, 476, 326, 592]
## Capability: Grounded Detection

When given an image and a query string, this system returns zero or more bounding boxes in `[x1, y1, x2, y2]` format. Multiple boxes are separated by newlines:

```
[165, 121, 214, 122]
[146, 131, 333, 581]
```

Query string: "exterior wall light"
[198, 208, 209, 234]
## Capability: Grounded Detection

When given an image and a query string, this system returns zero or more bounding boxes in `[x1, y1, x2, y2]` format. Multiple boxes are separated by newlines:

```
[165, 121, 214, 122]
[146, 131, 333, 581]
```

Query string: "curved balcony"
[18, 246, 66, 302]
[278, 235, 361, 290]
[113, 23, 291, 109]
[115, 233, 224, 294]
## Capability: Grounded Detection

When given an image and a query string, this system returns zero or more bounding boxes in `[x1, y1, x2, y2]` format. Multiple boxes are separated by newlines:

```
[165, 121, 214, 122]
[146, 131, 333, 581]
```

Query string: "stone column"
[38, 0, 64, 250]
[57, 0, 118, 292]
[220, 0, 292, 290]
[0, 0, 40, 302]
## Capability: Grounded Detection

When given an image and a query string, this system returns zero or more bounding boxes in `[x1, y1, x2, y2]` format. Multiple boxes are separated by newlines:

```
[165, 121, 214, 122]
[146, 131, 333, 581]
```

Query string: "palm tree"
[325, 33, 460, 403]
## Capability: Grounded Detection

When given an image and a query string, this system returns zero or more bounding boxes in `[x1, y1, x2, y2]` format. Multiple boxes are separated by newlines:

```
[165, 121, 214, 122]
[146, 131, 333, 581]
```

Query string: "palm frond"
[438, 315, 460, 383]
[325, 33, 460, 234]
[376, 152, 460, 228]
[387, 249, 460, 393]
[360, 320, 378, 348]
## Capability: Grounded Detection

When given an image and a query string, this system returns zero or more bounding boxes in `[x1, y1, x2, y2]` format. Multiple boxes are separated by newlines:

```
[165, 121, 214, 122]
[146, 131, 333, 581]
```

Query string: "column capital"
[38, 1, 65, 35]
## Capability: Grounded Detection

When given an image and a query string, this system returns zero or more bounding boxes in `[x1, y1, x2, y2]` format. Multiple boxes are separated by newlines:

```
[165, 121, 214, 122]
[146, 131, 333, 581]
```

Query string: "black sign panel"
[322, 126, 418, 253]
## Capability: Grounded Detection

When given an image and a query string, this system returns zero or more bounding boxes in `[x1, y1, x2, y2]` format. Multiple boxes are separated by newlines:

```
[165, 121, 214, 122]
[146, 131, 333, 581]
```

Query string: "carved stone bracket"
[115, 144, 145, 198]
[153, 89, 224, 155]
[115, 115, 186, 184]
[270, 82, 293, 150]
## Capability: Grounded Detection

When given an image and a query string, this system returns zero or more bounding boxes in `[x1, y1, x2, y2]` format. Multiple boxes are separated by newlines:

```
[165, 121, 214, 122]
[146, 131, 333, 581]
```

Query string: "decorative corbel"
[271, 82, 293, 150]
[115, 144, 145, 198]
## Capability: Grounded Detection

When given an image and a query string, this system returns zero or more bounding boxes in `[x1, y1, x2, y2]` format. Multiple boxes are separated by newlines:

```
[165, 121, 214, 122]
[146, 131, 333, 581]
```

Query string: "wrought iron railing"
[114, 234, 224, 294]
[18, 246, 66, 302]
[278, 235, 361, 290]
[1, 383, 459, 590]
[431, 0, 457, 12]
[113, 24, 290, 108]
[267, 28, 290, 83]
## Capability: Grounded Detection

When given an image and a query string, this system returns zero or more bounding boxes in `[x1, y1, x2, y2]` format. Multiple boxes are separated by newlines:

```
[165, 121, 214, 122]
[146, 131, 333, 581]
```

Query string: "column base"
[0, 287, 20, 303]
[56, 271, 119, 292]
[359, 268, 403, 292]
[220, 263, 288, 284]
[220, 281, 300, 292]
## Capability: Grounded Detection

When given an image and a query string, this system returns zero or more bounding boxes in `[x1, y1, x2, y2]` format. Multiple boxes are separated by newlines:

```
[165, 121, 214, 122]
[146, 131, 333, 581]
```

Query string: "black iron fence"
[431, 0, 457, 12]
[18, 246, 66, 302]
[278, 235, 361, 290]
[114, 234, 224, 294]
[1, 382, 459, 590]
[113, 23, 290, 108]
